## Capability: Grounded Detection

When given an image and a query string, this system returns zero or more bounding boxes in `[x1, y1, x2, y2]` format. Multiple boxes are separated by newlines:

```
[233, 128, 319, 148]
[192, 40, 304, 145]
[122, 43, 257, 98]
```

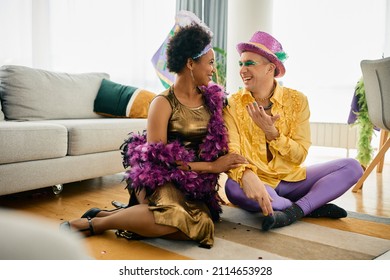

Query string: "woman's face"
[192, 49, 216, 86]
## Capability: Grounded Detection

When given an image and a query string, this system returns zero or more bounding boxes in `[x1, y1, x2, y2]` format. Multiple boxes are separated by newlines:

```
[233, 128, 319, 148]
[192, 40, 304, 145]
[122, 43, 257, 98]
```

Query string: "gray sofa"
[0, 65, 148, 196]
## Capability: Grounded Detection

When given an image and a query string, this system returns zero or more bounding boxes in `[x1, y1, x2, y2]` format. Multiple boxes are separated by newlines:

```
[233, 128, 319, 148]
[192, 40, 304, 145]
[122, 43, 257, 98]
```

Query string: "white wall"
[226, 0, 273, 94]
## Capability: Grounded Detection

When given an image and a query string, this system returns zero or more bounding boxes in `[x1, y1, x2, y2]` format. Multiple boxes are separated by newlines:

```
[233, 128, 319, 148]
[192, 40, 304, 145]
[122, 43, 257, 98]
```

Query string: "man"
[223, 31, 363, 230]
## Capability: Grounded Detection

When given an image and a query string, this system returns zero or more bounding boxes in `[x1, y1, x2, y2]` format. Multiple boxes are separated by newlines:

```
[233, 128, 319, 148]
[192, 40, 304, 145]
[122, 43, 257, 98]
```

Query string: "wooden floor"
[0, 146, 389, 260]
[0, 161, 388, 219]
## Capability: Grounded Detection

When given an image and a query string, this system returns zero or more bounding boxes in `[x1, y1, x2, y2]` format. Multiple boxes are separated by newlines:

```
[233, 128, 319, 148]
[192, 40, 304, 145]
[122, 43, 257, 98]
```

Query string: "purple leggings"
[225, 158, 363, 215]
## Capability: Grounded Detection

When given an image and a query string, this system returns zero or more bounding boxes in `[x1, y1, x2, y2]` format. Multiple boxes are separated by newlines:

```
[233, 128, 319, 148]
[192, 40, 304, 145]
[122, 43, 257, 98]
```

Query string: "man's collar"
[240, 80, 284, 105]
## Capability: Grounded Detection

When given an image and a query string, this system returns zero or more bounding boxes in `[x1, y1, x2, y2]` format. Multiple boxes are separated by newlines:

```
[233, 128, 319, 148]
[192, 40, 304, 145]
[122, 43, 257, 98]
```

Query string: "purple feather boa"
[121, 83, 228, 221]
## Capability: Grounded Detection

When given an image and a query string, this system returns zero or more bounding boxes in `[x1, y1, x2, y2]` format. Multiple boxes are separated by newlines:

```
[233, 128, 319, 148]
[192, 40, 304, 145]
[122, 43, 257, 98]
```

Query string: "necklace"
[255, 85, 276, 101]
[262, 102, 273, 110]
[254, 84, 275, 110]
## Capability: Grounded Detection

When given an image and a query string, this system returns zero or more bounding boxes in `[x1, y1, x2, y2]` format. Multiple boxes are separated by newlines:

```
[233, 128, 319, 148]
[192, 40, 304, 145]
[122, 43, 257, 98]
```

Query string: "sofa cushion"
[0, 122, 68, 164]
[44, 119, 147, 156]
[0, 65, 109, 121]
[94, 79, 155, 118]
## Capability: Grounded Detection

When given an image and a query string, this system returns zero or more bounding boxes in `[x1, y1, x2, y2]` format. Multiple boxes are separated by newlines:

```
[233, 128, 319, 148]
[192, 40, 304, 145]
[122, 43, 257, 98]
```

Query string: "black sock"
[262, 204, 304, 231]
[306, 203, 347, 219]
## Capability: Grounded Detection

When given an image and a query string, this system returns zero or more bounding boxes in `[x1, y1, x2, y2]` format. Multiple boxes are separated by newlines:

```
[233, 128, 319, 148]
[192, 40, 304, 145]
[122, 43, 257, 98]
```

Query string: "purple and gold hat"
[236, 31, 288, 78]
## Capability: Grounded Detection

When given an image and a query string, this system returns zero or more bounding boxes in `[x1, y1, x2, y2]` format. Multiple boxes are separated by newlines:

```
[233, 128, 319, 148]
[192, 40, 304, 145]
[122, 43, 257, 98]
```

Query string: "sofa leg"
[52, 184, 63, 195]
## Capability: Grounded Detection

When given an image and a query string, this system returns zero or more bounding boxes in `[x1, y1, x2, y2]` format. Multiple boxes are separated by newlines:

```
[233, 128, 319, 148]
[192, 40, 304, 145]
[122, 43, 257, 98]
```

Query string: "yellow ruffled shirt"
[223, 82, 311, 188]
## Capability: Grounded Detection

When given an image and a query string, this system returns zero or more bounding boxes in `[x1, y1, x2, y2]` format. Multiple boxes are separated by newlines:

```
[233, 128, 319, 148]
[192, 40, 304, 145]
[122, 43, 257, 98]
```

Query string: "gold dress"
[148, 87, 215, 248]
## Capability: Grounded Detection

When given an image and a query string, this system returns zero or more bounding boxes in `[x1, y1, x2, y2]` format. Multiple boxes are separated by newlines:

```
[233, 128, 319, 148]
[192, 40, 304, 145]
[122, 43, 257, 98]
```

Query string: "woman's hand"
[176, 153, 247, 173]
[241, 169, 274, 216]
[246, 102, 280, 141]
[211, 153, 248, 173]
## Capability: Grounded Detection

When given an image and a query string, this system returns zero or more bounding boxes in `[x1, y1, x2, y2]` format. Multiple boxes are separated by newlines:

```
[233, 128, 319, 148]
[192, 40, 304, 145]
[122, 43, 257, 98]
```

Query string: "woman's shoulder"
[147, 89, 174, 114]
[153, 88, 175, 107]
[156, 88, 170, 99]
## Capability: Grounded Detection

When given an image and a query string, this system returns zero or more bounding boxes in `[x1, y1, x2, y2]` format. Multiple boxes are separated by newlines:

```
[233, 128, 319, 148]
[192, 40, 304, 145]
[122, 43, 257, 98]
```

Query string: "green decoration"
[353, 77, 375, 167]
[275, 51, 288, 62]
[213, 47, 226, 87]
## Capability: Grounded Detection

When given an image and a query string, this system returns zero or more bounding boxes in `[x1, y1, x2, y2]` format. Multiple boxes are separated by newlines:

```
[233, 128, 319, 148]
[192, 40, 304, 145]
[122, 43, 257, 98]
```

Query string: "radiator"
[310, 122, 358, 151]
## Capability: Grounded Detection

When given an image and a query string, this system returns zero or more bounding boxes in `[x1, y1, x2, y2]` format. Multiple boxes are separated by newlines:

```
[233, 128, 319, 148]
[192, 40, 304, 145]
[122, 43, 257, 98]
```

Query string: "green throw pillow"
[94, 79, 155, 118]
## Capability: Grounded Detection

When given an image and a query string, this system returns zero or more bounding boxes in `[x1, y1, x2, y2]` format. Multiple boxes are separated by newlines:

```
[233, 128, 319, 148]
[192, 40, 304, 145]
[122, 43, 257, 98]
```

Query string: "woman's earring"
[190, 69, 195, 81]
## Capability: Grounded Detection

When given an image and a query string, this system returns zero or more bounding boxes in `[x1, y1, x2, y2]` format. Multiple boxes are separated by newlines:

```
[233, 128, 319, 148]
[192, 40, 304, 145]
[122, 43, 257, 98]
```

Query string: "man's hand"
[241, 169, 274, 216]
[247, 102, 280, 141]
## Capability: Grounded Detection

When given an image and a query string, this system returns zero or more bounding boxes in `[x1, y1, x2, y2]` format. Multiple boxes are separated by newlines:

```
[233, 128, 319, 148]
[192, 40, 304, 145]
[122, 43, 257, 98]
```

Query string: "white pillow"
[0, 65, 109, 120]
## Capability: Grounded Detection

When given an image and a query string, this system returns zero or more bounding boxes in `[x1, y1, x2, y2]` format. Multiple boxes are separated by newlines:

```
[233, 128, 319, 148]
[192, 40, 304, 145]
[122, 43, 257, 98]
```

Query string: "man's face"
[239, 52, 274, 91]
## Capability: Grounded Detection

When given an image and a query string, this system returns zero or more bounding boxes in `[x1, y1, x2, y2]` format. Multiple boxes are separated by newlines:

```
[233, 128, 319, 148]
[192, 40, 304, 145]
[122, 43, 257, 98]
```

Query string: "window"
[0, 0, 176, 93]
[273, 0, 386, 123]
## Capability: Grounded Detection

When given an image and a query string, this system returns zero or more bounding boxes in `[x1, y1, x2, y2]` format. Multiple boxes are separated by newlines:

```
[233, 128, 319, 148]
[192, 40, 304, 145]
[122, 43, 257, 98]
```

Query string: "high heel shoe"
[81, 207, 120, 219]
[111, 200, 128, 209]
[115, 229, 144, 240]
[81, 208, 101, 219]
[60, 217, 95, 236]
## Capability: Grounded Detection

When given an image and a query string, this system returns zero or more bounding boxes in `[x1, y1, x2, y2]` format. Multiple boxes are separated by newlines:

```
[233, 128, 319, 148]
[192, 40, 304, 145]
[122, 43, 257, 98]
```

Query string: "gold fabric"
[149, 183, 214, 248]
[148, 88, 214, 247]
[162, 87, 210, 152]
[223, 82, 312, 188]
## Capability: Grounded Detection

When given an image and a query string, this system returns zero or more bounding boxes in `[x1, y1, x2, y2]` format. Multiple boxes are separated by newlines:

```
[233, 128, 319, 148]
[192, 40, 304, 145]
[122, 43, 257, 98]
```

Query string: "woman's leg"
[68, 204, 179, 237]
[225, 178, 292, 212]
[90, 188, 148, 218]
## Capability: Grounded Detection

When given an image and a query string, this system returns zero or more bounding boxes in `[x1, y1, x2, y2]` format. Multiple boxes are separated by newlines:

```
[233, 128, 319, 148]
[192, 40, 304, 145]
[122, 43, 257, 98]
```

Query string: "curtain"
[176, 0, 227, 86]
[176, 0, 227, 52]
[0, 0, 33, 67]
[0, 0, 176, 93]
[176, 0, 204, 18]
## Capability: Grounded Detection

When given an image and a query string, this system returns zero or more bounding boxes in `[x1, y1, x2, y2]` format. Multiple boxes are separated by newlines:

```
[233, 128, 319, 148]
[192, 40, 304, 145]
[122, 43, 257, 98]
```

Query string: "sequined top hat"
[236, 31, 288, 78]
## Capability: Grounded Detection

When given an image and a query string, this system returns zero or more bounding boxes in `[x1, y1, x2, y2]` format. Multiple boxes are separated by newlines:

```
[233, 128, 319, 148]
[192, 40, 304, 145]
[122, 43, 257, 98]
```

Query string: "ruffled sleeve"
[223, 92, 258, 185]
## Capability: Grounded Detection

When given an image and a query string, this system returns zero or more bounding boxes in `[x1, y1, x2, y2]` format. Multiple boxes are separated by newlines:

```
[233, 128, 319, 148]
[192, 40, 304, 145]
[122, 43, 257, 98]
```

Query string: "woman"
[60, 23, 246, 248]
[223, 31, 364, 230]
